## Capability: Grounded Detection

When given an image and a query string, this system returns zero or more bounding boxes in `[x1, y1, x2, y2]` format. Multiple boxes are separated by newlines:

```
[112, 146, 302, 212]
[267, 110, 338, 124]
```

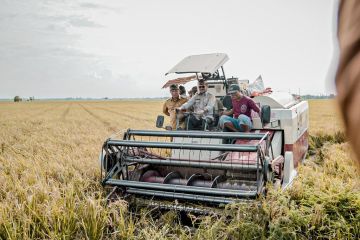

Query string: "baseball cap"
[169, 84, 179, 90]
[228, 84, 240, 94]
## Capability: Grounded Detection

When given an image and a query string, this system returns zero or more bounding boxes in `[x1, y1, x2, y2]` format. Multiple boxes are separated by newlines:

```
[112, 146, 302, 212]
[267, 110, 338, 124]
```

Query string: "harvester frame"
[101, 129, 275, 205]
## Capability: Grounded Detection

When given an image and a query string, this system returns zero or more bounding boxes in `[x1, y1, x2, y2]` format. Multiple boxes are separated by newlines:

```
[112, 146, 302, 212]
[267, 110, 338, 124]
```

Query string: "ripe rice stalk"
[0, 99, 358, 239]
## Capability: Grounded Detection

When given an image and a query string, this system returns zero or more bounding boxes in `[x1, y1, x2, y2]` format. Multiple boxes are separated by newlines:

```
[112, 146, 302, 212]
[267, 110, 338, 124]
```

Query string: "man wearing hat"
[162, 84, 188, 130]
[219, 84, 260, 132]
[177, 79, 216, 130]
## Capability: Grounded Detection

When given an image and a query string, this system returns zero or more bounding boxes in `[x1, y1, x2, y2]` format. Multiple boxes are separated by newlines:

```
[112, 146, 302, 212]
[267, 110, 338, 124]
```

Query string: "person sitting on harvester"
[162, 84, 188, 130]
[219, 84, 260, 132]
[177, 79, 216, 130]
[179, 85, 187, 99]
[188, 86, 197, 98]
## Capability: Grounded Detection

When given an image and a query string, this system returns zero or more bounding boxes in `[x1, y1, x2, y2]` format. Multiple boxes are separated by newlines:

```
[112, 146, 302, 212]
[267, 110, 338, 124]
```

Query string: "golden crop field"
[0, 99, 359, 239]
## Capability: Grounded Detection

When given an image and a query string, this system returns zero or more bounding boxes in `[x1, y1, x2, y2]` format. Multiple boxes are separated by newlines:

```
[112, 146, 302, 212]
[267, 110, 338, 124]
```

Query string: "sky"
[0, 0, 338, 99]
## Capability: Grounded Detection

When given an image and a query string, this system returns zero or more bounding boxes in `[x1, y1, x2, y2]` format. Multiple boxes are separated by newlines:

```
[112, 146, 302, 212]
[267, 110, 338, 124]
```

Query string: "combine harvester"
[100, 53, 308, 210]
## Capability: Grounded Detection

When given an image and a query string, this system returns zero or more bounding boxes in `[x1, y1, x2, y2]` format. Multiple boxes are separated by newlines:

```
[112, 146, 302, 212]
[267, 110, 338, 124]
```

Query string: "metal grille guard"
[101, 129, 270, 205]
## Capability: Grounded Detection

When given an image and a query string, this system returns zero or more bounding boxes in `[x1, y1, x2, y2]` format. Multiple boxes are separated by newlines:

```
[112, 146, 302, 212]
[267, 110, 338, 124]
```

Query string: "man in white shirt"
[178, 79, 216, 130]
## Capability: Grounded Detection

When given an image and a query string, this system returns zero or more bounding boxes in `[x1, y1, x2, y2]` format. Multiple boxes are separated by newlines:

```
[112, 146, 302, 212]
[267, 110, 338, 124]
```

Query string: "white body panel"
[253, 95, 309, 145]
[207, 82, 226, 98]
[283, 151, 297, 189]
[270, 131, 283, 159]
[171, 137, 222, 160]
[253, 92, 298, 109]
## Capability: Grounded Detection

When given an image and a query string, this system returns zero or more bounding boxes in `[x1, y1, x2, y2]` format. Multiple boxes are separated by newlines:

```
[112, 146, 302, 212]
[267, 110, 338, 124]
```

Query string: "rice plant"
[0, 100, 358, 239]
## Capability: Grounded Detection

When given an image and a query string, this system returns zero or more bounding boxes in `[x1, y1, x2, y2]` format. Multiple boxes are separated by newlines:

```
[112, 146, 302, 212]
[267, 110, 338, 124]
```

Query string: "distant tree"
[14, 96, 22, 102]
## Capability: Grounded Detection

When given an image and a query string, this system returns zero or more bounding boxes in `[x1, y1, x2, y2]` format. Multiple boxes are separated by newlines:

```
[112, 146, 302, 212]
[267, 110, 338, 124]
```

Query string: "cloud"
[79, 2, 122, 12]
[79, 2, 111, 10]
[0, 13, 17, 22]
[46, 23, 67, 32]
[40, 14, 103, 29]
[79, 2, 100, 8]
[68, 16, 103, 28]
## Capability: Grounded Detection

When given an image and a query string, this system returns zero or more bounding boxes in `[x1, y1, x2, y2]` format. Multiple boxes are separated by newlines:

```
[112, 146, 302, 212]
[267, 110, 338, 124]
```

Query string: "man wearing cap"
[177, 79, 216, 130]
[162, 84, 188, 130]
[219, 84, 260, 132]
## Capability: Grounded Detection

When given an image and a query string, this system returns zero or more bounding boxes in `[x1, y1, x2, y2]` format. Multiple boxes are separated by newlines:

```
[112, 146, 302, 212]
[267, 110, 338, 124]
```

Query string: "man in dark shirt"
[219, 84, 260, 132]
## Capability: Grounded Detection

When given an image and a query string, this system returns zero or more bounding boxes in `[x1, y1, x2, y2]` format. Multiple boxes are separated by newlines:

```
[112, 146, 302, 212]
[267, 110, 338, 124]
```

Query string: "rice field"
[0, 99, 359, 239]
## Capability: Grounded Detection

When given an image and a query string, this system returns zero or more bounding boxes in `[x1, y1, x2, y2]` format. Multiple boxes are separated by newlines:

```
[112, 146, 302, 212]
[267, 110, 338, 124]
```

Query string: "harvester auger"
[100, 53, 309, 209]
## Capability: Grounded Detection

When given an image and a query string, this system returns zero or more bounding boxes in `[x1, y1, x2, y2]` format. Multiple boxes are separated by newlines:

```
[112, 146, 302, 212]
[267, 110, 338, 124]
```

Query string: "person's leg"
[186, 115, 195, 130]
[194, 117, 203, 129]
[187, 115, 202, 130]
[238, 114, 253, 132]
[219, 115, 231, 129]
[184, 115, 190, 130]
[185, 115, 195, 130]
[223, 122, 239, 132]
[219, 115, 241, 132]
[202, 116, 214, 130]
[239, 123, 250, 132]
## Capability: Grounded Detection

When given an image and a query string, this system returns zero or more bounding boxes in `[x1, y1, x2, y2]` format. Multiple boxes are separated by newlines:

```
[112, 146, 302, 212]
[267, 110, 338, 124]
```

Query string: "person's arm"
[249, 98, 260, 114]
[223, 109, 234, 116]
[162, 102, 170, 116]
[179, 95, 195, 111]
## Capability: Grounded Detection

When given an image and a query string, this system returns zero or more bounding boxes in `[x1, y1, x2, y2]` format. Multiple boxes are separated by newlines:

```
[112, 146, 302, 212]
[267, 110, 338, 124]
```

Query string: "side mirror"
[156, 115, 164, 128]
[261, 105, 271, 125]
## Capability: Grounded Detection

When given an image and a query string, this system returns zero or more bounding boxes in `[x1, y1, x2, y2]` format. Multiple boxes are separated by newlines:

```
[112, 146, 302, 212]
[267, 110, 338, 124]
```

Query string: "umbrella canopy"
[162, 75, 198, 89]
